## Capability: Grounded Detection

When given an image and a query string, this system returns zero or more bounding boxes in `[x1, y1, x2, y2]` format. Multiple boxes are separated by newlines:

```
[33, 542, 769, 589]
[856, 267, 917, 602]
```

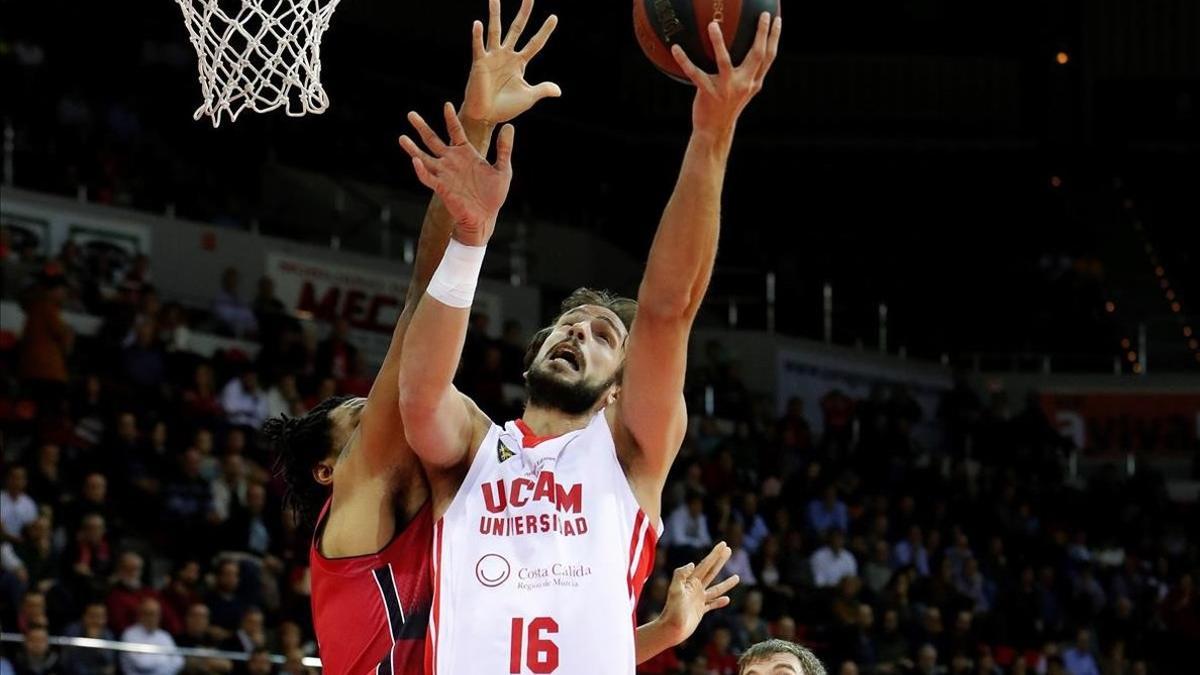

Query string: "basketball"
[633, 0, 781, 82]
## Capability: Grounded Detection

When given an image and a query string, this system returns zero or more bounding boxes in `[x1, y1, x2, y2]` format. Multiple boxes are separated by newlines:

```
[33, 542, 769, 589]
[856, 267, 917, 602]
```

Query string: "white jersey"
[428, 411, 662, 675]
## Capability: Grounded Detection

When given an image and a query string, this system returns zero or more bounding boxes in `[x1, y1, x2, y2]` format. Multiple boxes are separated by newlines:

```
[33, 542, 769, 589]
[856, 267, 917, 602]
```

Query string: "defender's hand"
[671, 14, 782, 136]
[463, 0, 560, 124]
[399, 103, 515, 247]
[657, 542, 741, 646]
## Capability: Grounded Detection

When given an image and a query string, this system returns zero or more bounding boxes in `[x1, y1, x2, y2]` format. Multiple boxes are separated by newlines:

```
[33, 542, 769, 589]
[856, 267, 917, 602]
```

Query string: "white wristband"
[426, 239, 487, 308]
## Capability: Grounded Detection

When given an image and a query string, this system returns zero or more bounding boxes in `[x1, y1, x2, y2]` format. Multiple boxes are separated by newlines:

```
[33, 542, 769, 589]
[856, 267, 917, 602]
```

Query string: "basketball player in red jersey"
[264, 2, 741, 673]
[395, 9, 781, 673]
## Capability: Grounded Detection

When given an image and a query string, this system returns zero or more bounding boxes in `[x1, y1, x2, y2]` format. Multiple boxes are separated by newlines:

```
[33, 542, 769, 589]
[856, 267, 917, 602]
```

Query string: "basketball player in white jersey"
[394, 10, 782, 673]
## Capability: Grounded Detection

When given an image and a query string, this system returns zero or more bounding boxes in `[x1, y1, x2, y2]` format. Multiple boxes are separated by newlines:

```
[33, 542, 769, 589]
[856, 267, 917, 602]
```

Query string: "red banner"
[1040, 391, 1200, 456]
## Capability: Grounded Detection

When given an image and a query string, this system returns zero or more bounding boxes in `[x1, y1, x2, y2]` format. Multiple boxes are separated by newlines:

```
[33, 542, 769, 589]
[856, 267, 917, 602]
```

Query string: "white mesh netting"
[174, 0, 342, 126]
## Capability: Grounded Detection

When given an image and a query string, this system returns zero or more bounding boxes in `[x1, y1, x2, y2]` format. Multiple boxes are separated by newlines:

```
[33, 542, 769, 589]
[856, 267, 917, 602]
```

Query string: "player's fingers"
[407, 111, 448, 155]
[705, 574, 740, 601]
[671, 45, 717, 95]
[398, 134, 437, 165]
[742, 12, 771, 70]
[443, 102, 469, 146]
[528, 81, 563, 101]
[494, 123, 516, 172]
[671, 562, 695, 584]
[504, 0, 534, 48]
[755, 16, 782, 83]
[708, 22, 733, 75]
[705, 595, 732, 612]
[471, 20, 487, 61]
[692, 541, 729, 584]
[411, 157, 439, 190]
[487, 0, 502, 49]
[519, 14, 558, 61]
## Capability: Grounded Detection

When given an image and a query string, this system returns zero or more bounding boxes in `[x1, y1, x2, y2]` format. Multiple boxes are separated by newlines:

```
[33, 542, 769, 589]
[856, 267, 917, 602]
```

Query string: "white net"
[174, 0, 343, 127]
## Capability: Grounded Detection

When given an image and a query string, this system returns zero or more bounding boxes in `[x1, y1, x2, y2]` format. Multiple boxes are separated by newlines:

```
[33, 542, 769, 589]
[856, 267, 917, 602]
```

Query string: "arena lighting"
[1056, 51, 1069, 65]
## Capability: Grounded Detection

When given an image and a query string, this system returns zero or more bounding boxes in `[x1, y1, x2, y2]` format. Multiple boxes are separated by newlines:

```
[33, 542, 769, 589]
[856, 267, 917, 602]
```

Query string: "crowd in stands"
[1, 243, 1197, 675]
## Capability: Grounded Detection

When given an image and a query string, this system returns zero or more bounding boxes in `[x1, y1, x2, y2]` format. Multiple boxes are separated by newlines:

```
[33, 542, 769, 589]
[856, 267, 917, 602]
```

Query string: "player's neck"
[519, 405, 594, 440]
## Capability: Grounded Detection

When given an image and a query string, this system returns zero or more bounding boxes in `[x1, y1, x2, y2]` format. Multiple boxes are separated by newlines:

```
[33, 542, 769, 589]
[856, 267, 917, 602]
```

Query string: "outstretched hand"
[399, 103, 515, 247]
[671, 13, 782, 135]
[657, 542, 742, 646]
[463, 0, 561, 124]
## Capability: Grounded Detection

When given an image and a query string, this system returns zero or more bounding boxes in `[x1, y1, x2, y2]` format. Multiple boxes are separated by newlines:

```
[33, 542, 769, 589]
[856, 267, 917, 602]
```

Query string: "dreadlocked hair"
[264, 395, 352, 528]
[523, 287, 638, 376]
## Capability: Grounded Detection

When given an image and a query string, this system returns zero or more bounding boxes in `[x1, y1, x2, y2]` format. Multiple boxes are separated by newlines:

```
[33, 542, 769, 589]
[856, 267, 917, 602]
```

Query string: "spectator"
[251, 277, 288, 347]
[61, 474, 113, 536]
[161, 562, 204, 627]
[702, 626, 738, 675]
[219, 606, 266, 656]
[221, 483, 277, 558]
[121, 320, 167, 393]
[13, 624, 62, 675]
[876, 609, 912, 673]
[893, 526, 931, 577]
[314, 318, 357, 382]
[61, 602, 116, 675]
[735, 494, 771, 556]
[220, 368, 268, 430]
[243, 650, 272, 675]
[913, 644, 944, 675]
[119, 598, 184, 675]
[64, 514, 113, 600]
[181, 365, 223, 426]
[863, 540, 894, 595]
[107, 552, 181, 636]
[2, 467, 39, 545]
[264, 375, 301, 420]
[205, 560, 247, 636]
[17, 592, 49, 633]
[732, 591, 771, 652]
[665, 492, 712, 564]
[811, 530, 858, 588]
[158, 302, 192, 353]
[14, 516, 58, 587]
[210, 455, 249, 524]
[162, 450, 214, 556]
[723, 522, 757, 587]
[213, 268, 257, 338]
[1062, 629, 1100, 675]
[26, 444, 65, 509]
[18, 269, 74, 418]
[807, 485, 849, 536]
[175, 604, 233, 675]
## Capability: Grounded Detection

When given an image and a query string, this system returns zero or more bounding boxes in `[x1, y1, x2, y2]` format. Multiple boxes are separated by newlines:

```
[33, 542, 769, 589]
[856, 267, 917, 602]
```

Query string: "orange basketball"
[633, 0, 781, 82]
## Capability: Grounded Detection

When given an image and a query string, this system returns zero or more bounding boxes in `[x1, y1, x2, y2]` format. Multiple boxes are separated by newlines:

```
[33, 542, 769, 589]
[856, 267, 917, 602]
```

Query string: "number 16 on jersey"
[510, 617, 559, 673]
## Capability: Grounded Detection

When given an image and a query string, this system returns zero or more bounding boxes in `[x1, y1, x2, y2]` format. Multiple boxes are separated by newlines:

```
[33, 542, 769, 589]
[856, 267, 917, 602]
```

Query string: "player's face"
[740, 654, 805, 675]
[527, 305, 628, 413]
[328, 397, 367, 456]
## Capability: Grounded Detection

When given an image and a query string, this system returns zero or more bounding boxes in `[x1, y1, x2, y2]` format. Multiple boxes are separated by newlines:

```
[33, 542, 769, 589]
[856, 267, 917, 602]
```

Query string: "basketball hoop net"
[174, 0, 342, 127]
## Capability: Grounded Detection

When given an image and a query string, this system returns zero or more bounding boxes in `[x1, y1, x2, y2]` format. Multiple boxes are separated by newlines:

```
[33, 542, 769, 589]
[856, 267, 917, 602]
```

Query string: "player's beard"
[525, 363, 613, 416]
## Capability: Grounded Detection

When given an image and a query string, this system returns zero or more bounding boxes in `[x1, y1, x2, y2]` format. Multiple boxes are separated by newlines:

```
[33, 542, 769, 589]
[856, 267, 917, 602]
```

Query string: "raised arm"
[615, 16, 782, 497]
[635, 542, 740, 664]
[396, 107, 516, 471]
[347, 0, 558, 482]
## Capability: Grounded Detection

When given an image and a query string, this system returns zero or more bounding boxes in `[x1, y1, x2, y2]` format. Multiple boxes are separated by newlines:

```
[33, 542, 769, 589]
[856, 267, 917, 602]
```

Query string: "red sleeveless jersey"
[310, 498, 433, 675]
